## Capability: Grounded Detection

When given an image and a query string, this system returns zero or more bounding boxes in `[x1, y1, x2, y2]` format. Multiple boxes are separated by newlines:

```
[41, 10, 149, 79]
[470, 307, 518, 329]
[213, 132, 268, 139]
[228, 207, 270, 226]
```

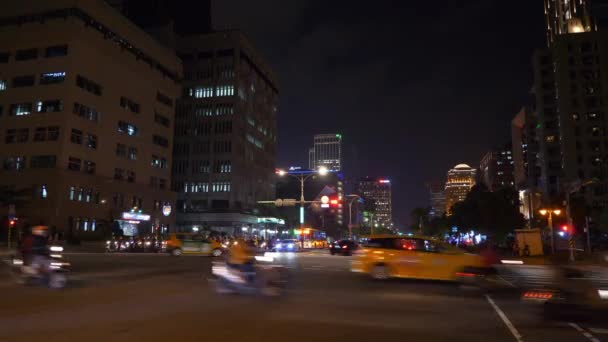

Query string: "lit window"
[190, 86, 213, 98]
[69, 186, 75, 200]
[83, 219, 88, 231]
[40, 72, 66, 85]
[91, 220, 96, 232]
[41, 185, 48, 199]
[10, 103, 32, 116]
[0, 79, 6, 91]
[546, 135, 556, 143]
[118, 121, 138, 136]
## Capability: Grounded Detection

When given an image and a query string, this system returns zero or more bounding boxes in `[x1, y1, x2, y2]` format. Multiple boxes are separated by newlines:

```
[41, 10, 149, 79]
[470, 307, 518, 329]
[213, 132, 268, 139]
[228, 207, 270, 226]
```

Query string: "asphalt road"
[0, 250, 607, 342]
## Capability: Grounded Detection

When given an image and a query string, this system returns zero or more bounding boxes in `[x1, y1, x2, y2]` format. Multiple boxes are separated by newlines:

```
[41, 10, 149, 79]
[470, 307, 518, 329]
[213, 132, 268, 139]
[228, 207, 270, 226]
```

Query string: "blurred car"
[329, 240, 357, 256]
[274, 239, 301, 252]
[351, 235, 486, 281]
[165, 233, 225, 257]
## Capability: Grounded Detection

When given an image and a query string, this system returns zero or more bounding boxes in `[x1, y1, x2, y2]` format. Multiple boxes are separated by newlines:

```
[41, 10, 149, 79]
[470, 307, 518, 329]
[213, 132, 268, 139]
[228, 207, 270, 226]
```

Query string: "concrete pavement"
[0, 252, 606, 341]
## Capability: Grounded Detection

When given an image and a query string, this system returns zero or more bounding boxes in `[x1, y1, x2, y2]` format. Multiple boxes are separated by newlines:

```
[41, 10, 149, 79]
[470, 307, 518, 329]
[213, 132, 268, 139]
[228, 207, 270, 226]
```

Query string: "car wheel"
[371, 264, 390, 280]
[171, 248, 182, 256]
[212, 248, 223, 257]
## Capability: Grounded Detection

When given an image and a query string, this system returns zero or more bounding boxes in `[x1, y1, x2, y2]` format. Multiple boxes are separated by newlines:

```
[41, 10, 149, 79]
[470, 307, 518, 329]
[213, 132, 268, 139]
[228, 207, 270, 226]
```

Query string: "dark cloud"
[213, 0, 546, 227]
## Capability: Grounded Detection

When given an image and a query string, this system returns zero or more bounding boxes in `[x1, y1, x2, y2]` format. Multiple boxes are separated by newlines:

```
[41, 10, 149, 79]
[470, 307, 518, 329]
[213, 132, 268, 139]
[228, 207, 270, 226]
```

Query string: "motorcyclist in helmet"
[29, 226, 50, 277]
[228, 238, 257, 282]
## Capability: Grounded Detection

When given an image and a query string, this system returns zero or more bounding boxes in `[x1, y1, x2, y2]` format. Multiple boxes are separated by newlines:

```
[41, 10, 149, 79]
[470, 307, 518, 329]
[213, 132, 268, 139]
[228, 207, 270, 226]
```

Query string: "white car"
[274, 239, 301, 252]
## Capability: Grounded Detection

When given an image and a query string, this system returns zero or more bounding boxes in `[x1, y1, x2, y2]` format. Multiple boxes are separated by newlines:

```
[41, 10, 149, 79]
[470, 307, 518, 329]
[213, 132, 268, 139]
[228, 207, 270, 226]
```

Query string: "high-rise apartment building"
[310, 134, 342, 171]
[445, 164, 476, 215]
[479, 144, 515, 191]
[172, 31, 279, 233]
[426, 181, 446, 218]
[0, 0, 181, 238]
[534, 25, 608, 208]
[356, 177, 392, 228]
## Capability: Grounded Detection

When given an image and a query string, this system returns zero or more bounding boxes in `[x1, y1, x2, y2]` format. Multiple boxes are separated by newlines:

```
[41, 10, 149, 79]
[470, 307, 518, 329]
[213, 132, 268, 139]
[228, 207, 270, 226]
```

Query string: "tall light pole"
[276, 166, 328, 248]
[345, 194, 361, 239]
[539, 208, 561, 255]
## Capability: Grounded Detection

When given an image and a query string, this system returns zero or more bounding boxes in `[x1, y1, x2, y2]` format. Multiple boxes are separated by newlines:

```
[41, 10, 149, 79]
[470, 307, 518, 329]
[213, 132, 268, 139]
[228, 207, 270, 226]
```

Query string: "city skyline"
[212, 1, 548, 225]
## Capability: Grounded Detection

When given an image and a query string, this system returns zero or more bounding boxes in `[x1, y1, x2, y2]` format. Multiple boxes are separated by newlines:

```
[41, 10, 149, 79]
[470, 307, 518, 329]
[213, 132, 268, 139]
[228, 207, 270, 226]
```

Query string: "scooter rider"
[29, 226, 51, 277]
[228, 238, 256, 281]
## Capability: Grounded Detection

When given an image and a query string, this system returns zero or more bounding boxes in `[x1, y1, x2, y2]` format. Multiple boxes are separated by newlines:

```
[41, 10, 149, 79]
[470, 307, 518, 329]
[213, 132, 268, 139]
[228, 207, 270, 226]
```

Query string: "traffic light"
[329, 197, 342, 208]
[561, 225, 569, 232]
[8, 219, 15, 227]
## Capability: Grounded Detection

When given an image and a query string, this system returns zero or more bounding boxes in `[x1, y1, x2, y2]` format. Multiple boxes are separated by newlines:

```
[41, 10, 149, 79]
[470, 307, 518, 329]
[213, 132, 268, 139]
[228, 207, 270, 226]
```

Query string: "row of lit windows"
[183, 181, 232, 193]
[2, 100, 63, 116]
[69, 186, 100, 204]
[0, 72, 66, 91]
[187, 85, 235, 98]
[177, 104, 234, 118]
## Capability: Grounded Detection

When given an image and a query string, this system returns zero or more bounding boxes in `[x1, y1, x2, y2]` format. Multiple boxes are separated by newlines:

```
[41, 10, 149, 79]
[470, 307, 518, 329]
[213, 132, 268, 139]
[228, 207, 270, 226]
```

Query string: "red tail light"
[523, 291, 553, 299]
[455, 272, 477, 277]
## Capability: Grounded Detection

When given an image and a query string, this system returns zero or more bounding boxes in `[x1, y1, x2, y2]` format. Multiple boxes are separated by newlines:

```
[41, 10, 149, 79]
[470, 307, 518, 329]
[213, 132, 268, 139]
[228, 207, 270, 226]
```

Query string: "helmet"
[32, 225, 48, 237]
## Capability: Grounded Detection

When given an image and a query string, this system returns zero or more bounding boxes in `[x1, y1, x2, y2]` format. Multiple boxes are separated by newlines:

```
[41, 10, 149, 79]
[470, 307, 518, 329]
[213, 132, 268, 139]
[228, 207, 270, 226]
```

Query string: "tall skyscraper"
[0, 0, 181, 237]
[356, 177, 392, 228]
[115, 2, 279, 234]
[544, 0, 596, 47]
[534, 6, 608, 209]
[310, 134, 342, 171]
[445, 164, 476, 215]
[426, 181, 446, 218]
[479, 144, 515, 191]
[172, 31, 279, 233]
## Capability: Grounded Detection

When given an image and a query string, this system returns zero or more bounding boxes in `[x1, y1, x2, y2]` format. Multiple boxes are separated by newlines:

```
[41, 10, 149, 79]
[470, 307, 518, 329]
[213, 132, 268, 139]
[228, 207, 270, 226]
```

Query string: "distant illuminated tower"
[356, 177, 392, 228]
[544, 0, 596, 46]
[445, 164, 476, 215]
[311, 134, 342, 171]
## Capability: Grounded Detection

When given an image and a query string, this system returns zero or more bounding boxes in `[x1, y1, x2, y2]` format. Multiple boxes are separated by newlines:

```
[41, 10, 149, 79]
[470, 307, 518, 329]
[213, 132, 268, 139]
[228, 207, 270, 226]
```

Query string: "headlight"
[222, 244, 228, 248]
[50, 246, 63, 252]
[288, 243, 294, 249]
[145, 242, 151, 246]
[276, 243, 282, 249]
[106, 240, 111, 245]
[599, 289, 608, 299]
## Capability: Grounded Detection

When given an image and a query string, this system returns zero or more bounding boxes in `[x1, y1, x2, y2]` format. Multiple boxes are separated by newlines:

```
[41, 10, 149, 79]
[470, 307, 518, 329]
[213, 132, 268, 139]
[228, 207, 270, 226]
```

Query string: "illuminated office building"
[445, 164, 476, 215]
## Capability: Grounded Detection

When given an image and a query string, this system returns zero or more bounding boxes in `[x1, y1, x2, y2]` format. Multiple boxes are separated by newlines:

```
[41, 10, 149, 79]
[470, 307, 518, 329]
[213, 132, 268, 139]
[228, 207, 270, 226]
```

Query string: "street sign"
[274, 199, 284, 207]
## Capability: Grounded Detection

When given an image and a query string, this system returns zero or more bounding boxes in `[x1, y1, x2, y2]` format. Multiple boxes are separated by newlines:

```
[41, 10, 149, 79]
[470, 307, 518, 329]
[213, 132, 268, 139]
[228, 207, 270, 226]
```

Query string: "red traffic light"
[561, 225, 569, 232]
[9, 220, 15, 226]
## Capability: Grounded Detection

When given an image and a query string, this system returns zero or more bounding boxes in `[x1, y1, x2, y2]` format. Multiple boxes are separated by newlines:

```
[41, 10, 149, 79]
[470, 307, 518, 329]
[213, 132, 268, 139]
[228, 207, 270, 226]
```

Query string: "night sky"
[213, 0, 546, 227]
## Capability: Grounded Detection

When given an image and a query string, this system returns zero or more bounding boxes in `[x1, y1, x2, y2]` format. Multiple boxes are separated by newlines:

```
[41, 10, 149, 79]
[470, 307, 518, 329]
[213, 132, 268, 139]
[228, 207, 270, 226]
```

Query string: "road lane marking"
[485, 294, 523, 342]
[569, 323, 601, 342]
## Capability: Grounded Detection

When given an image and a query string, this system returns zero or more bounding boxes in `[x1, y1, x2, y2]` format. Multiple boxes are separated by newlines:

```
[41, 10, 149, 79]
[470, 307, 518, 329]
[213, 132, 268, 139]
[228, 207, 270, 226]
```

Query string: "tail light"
[522, 291, 553, 300]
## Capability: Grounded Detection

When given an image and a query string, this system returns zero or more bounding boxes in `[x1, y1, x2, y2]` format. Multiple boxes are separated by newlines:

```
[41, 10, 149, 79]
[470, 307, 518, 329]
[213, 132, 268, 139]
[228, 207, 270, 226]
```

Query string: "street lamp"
[539, 208, 561, 255]
[276, 166, 329, 248]
[345, 194, 361, 239]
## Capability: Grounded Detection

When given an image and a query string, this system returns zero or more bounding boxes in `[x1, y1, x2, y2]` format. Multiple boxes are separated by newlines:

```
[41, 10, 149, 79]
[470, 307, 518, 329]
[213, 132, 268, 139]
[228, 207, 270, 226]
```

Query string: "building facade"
[445, 164, 476, 215]
[356, 177, 392, 228]
[534, 30, 608, 209]
[426, 181, 446, 218]
[0, 0, 181, 238]
[172, 31, 279, 233]
[479, 144, 515, 191]
[309, 134, 342, 171]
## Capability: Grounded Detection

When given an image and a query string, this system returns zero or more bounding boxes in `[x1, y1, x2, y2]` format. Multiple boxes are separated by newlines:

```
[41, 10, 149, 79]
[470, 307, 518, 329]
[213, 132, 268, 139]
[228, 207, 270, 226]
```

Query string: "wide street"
[1, 250, 607, 342]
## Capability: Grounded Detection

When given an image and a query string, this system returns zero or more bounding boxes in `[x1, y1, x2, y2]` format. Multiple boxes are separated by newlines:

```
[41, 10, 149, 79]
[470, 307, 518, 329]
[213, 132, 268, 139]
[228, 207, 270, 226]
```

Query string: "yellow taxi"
[165, 233, 225, 257]
[351, 235, 486, 281]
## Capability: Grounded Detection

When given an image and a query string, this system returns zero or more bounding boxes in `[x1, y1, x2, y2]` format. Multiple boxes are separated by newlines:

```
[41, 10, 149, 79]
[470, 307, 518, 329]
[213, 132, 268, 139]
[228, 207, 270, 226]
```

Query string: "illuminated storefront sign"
[121, 212, 151, 221]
